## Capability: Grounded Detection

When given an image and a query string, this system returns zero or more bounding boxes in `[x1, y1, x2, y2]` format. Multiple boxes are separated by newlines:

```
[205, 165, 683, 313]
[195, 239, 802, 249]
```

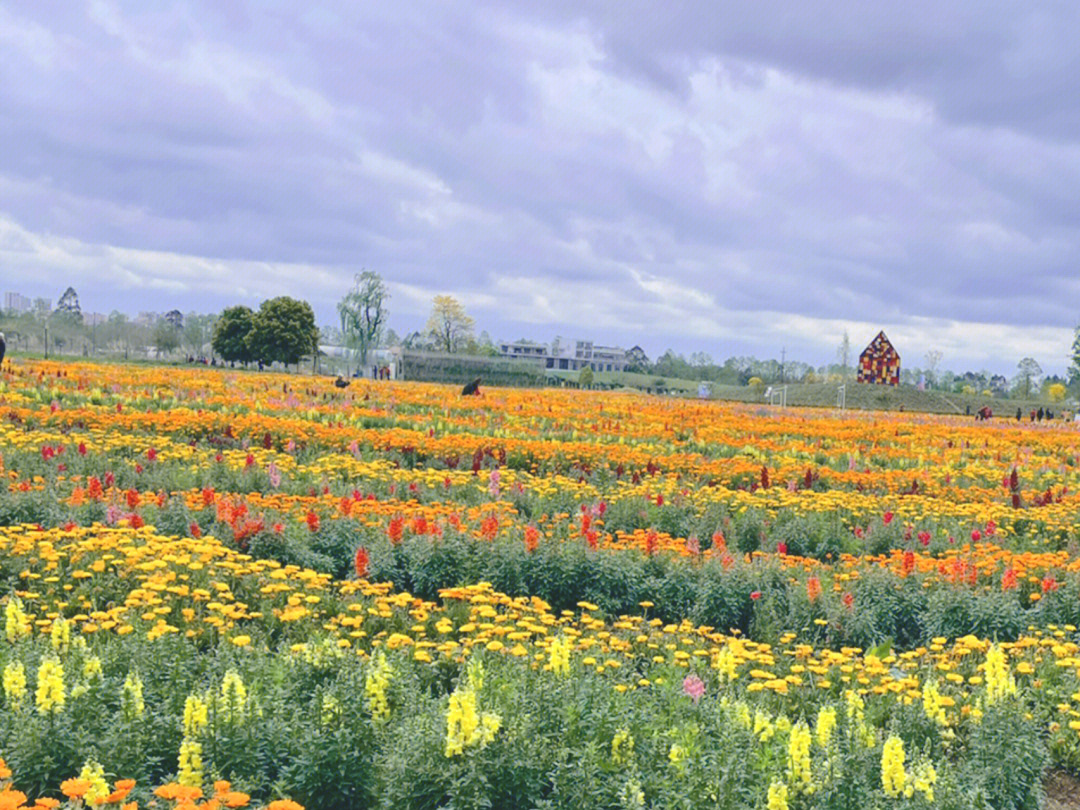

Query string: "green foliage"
[338, 270, 389, 370]
[212, 305, 256, 365]
[246, 296, 319, 367]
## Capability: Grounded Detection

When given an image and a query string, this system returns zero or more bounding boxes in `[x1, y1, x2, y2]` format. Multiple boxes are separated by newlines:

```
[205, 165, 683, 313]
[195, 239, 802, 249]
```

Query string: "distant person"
[1037, 407, 1044, 422]
[1016, 407, 1022, 421]
[1030, 409, 1036, 422]
[461, 377, 482, 396]
[334, 376, 350, 389]
[0, 331, 5, 367]
[965, 404, 971, 416]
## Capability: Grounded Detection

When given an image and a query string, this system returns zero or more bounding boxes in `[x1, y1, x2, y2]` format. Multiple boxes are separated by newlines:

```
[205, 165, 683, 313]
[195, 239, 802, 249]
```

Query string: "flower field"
[2, 362, 1080, 809]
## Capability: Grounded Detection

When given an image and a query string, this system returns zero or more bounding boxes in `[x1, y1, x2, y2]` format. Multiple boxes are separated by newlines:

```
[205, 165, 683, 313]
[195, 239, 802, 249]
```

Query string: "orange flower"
[266, 801, 305, 810]
[61, 779, 92, 799]
[0, 790, 29, 810]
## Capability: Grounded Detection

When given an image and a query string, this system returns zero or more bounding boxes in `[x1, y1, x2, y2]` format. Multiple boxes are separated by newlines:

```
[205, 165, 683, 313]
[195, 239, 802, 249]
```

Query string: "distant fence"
[400, 350, 546, 387]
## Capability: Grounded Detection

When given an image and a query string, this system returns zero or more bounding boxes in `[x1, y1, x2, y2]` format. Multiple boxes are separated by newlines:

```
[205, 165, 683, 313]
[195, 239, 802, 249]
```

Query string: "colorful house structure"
[857, 331, 900, 385]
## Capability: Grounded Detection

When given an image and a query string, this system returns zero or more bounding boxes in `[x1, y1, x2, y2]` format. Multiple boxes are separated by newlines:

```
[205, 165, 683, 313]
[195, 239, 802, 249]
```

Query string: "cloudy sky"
[3, 1, 1080, 373]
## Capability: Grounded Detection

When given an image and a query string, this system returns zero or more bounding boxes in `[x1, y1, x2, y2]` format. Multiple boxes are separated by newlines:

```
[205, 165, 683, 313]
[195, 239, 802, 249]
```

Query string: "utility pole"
[780, 347, 786, 383]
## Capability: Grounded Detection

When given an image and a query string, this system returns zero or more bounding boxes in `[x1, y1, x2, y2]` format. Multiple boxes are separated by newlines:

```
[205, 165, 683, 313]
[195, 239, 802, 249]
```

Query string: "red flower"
[806, 576, 822, 603]
[842, 591, 854, 609]
[776, 542, 788, 556]
[1042, 575, 1059, 593]
[882, 511, 894, 525]
[126, 489, 140, 510]
[524, 525, 540, 553]
[77, 442, 87, 456]
[189, 522, 202, 538]
[971, 529, 982, 542]
[917, 531, 931, 547]
[1001, 568, 1018, 591]
[644, 529, 658, 556]
[750, 590, 762, 601]
[129, 513, 144, 529]
[147, 447, 157, 462]
[305, 510, 320, 533]
[387, 515, 405, 545]
[354, 546, 369, 579]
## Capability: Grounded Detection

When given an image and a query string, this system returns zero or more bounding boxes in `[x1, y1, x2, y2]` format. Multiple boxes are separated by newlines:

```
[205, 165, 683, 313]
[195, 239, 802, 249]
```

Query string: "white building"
[3, 292, 31, 313]
[498, 337, 627, 372]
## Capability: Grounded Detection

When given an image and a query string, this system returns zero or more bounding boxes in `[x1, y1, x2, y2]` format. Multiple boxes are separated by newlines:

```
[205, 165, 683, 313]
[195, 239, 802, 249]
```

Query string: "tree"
[425, 295, 475, 353]
[924, 349, 943, 386]
[1069, 325, 1080, 389]
[247, 297, 319, 369]
[337, 271, 389, 374]
[578, 365, 594, 388]
[212, 306, 256, 365]
[1047, 382, 1067, 402]
[837, 331, 851, 380]
[183, 313, 217, 357]
[1014, 357, 1043, 398]
[153, 319, 181, 357]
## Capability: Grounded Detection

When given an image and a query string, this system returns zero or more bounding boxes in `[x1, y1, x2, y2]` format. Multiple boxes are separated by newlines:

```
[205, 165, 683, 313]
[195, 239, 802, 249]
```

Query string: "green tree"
[337, 271, 389, 375]
[212, 306, 256, 365]
[153, 319, 181, 357]
[1013, 357, 1043, 399]
[182, 312, 217, 357]
[1069, 325, 1080, 390]
[578, 365, 594, 388]
[425, 295, 475, 353]
[247, 297, 319, 369]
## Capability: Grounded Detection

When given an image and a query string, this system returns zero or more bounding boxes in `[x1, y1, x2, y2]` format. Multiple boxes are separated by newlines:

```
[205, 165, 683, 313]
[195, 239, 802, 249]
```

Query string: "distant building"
[135, 312, 160, 328]
[32, 298, 51, 316]
[498, 338, 628, 372]
[3, 292, 31, 313]
[497, 339, 549, 364]
[857, 331, 900, 386]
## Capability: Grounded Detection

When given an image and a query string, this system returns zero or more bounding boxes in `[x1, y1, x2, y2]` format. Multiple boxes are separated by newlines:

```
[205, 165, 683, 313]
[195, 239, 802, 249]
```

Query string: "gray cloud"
[1, 1, 1079, 373]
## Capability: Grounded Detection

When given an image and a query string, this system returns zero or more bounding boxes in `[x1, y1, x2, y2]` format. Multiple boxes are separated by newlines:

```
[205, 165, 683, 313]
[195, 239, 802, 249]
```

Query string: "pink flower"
[883, 511, 894, 525]
[683, 674, 705, 704]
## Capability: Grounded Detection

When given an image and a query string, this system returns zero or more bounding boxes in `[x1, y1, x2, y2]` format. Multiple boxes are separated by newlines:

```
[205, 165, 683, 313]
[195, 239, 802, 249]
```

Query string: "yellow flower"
[2, 660, 27, 709]
[766, 780, 789, 810]
[611, 728, 634, 765]
[220, 669, 247, 723]
[881, 735, 907, 798]
[815, 705, 837, 748]
[4, 596, 31, 643]
[178, 736, 203, 787]
[548, 636, 571, 676]
[985, 644, 1016, 704]
[365, 651, 393, 722]
[183, 692, 209, 736]
[35, 656, 65, 716]
[122, 671, 144, 719]
[787, 721, 813, 791]
[77, 759, 109, 805]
